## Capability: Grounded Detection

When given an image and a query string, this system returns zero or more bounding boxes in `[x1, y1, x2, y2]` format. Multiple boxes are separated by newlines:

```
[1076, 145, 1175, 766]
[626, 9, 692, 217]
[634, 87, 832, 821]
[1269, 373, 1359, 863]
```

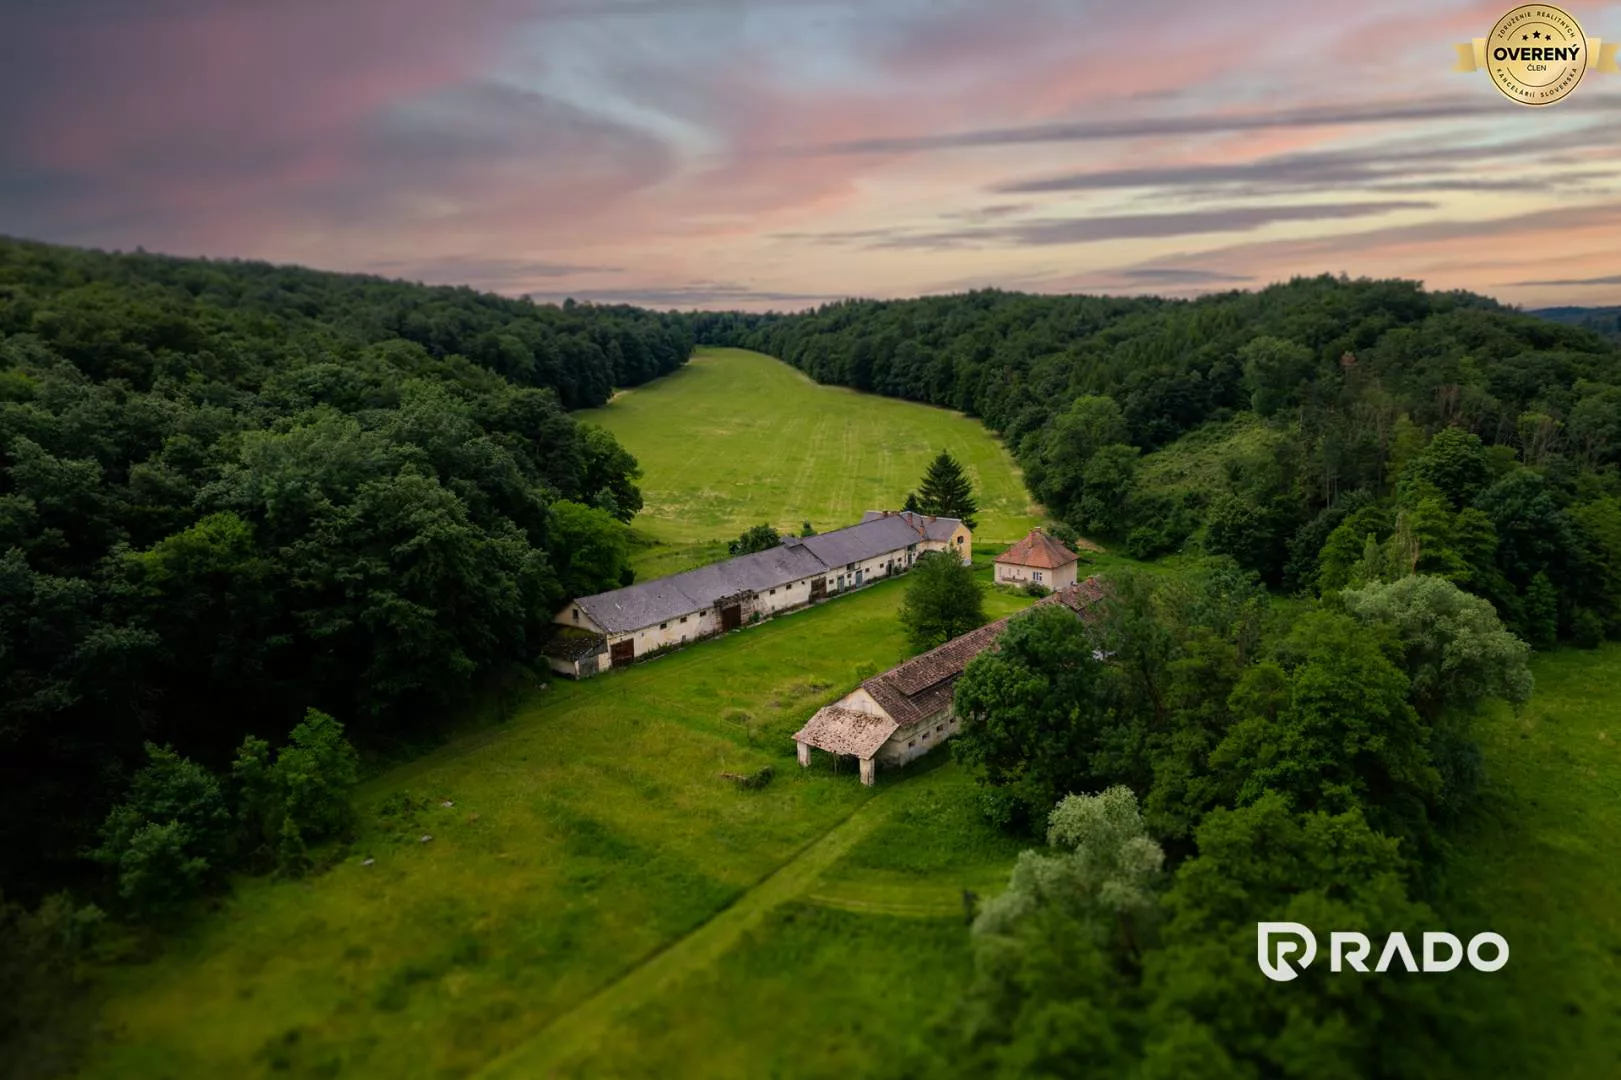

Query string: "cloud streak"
[2, 0, 1620, 309]
[850, 200, 1437, 250]
[796, 96, 1616, 156]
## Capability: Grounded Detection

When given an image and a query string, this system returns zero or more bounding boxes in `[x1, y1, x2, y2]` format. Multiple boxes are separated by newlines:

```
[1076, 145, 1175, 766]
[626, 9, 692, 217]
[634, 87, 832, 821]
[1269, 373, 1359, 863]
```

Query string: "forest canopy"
[693, 277, 1621, 646]
[0, 237, 693, 898]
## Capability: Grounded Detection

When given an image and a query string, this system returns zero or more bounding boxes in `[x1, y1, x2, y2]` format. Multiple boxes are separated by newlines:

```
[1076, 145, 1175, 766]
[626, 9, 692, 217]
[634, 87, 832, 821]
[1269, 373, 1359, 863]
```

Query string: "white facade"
[993, 560, 1078, 590]
[875, 711, 963, 768]
[553, 531, 955, 675]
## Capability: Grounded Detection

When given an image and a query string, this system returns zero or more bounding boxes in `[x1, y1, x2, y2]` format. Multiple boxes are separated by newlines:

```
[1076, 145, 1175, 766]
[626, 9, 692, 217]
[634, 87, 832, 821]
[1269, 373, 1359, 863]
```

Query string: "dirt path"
[471, 795, 892, 1079]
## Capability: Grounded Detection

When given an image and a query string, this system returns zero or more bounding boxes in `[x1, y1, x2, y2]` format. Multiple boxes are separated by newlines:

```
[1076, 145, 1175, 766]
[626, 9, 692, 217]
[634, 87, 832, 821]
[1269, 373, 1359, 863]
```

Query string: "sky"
[2, 0, 1619, 311]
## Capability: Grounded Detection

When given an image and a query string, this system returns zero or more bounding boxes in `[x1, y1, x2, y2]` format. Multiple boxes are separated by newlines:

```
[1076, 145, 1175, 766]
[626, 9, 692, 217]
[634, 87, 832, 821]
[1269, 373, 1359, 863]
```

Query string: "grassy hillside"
[1439, 643, 1621, 1079]
[74, 569, 1040, 1080]
[578, 347, 1042, 578]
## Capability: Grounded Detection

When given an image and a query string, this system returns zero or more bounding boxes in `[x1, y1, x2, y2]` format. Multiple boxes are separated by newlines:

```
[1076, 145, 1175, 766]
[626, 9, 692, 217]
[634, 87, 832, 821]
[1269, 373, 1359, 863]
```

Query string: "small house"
[993, 528, 1080, 591]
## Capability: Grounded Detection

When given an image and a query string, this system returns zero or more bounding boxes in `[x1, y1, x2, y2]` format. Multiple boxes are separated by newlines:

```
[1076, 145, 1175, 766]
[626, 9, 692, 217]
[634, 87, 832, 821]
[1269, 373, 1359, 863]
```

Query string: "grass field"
[76, 570, 1039, 1080]
[1435, 643, 1621, 1079]
[578, 347, 1043, 578]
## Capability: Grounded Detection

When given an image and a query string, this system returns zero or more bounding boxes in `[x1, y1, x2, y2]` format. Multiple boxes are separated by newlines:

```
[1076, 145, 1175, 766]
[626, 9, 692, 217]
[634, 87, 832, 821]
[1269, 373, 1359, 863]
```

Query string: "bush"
[91, 744, 233, 918]
[110, 822, 211, 917]
[1021, 582, 1050, 598]
[1571, 606, 1606, 648]
[273, 709, 360, 842]
[720, 765, 775, 790]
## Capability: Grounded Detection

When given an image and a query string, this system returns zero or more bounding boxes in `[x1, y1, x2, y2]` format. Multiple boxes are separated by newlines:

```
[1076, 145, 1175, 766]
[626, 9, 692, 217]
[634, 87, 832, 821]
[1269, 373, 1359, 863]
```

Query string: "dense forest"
[698, 279, 1621, 1077]
[5, 238, 1618, 1077]
[0, 237, 692, 900]
[694, 279, 1621, 648]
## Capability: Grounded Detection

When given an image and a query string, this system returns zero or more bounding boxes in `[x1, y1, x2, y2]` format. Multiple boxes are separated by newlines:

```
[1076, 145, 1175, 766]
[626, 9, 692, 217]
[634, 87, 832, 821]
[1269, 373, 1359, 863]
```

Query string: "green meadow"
[67, 562, 1621, 1079]
[578, 347, 1043, 578]
[1437, 643, 1621, 1079]
[75, 572, 1039, 1080]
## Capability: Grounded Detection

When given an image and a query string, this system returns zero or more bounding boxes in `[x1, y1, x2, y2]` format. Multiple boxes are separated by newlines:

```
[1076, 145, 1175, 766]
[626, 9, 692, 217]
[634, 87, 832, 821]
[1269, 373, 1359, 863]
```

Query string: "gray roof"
[801, 514, 936, 567]
[859, 509, 961, 541]
[574, 543, 826, 634]
[570, 511, 964, 634]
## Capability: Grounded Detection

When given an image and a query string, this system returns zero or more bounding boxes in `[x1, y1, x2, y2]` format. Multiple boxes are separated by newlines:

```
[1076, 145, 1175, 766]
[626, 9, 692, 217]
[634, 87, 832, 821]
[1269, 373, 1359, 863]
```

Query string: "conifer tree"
[907, 451, 979, 529]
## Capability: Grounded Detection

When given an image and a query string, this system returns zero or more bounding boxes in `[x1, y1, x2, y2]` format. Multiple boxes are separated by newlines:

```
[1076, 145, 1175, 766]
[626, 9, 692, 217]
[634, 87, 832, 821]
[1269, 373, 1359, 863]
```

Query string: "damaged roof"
[570, 511, 965, 634]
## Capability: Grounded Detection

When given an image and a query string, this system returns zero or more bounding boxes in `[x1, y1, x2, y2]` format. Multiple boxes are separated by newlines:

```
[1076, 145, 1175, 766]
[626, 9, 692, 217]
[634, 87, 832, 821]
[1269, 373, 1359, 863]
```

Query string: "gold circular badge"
[1487, 4, 1588, 105]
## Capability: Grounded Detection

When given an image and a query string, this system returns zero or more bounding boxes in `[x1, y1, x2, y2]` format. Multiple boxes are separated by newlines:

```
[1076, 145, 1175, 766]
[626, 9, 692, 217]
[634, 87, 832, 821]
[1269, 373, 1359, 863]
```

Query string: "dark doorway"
[721, 605, 743, 631]
[610, 640, 634, 666]
[810, 579, 827, 601]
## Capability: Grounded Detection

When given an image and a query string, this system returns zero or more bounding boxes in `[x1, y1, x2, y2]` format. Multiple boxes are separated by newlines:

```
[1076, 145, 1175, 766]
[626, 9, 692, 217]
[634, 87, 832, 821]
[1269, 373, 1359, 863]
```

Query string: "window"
[699, 609, 708, 616]
[680, 616, 688, 624]
[935, 724, 944, 733]
[769, 588, 776, 595]
[908, 740, 915, 748]
[956, 535, 964, 544]
[659, 622, 668, 630]
[1033, 571, 1043, 584]
[572, 608, 580, 623]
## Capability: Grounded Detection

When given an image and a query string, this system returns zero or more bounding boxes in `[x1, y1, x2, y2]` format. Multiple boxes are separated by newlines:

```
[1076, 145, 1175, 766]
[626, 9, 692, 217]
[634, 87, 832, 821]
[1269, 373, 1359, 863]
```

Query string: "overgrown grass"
[74, 567, 1040, 1080]
[548, 903, 974, 1080]
[1435, 643, 1621, 1079]
[580, 348, 1043, 576]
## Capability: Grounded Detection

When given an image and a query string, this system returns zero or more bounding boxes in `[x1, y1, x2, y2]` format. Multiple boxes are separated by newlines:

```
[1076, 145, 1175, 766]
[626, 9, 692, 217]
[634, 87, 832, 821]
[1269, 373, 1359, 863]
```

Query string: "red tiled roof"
[793, 579, 1110, 758]
[866, 577, 1108, 728]
[994, 528, 1080, 570]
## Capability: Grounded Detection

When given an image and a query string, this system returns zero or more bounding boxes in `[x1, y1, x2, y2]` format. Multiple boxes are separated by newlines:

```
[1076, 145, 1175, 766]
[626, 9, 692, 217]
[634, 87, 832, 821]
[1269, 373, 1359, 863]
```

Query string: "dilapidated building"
[545, 510, 972, 678]
[793, 577, 1108, 785]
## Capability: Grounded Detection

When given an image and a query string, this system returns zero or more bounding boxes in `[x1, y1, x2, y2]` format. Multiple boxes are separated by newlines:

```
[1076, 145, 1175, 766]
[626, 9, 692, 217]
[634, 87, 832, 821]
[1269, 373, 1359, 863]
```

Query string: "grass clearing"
[1436, 643, 1621, 1079]
[76, 568, 1035, 1080]
[580, 347, 1042, 577]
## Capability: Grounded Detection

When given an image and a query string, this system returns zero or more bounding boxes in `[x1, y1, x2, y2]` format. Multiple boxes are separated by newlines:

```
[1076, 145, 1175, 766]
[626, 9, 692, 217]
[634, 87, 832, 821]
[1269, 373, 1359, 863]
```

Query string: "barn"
[793, 577, 1108, 785]
[545, 510, 973, 677]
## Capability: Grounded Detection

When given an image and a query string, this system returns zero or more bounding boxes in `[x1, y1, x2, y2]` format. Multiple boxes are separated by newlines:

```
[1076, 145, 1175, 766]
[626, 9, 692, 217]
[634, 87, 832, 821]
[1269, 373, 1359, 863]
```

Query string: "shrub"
[91, 743, 232, 917]
[273, 709, 361, 843]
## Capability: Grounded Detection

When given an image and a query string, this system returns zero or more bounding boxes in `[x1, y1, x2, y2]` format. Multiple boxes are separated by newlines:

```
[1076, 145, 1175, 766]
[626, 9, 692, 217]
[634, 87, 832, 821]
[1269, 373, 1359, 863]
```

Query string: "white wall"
[920, 523, 973, 565]
[994, 560, 1077, 590]
[875, 708, 961, 767]
[559, 536, 951, 674]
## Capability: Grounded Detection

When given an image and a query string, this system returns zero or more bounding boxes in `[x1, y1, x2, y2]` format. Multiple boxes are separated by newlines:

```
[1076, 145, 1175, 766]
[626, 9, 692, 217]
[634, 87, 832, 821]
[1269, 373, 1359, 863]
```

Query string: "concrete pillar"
[797, 741, 810, 767]
[859, 756, 876, 786]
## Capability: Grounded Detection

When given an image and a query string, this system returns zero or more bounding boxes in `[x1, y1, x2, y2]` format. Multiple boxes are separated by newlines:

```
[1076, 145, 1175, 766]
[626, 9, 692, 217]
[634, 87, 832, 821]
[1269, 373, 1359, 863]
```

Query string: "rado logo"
[1257, 922, 1509, 982]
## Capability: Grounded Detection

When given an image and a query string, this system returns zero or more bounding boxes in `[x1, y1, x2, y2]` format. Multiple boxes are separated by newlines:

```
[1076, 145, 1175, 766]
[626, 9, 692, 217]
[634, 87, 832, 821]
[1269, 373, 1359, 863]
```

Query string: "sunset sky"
[3, 0, 1619, 311]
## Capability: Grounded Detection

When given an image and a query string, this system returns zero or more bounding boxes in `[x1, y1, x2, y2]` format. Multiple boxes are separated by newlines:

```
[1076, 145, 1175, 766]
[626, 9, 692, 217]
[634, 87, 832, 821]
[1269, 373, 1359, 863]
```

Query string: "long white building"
[545, 511, 971, 677]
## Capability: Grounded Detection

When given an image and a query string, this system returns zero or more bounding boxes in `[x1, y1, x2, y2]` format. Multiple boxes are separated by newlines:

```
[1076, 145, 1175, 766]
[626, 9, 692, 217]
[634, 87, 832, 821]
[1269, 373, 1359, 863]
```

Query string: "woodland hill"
[3, 238, 1620, 1079]
[5, 241, 1621, 903]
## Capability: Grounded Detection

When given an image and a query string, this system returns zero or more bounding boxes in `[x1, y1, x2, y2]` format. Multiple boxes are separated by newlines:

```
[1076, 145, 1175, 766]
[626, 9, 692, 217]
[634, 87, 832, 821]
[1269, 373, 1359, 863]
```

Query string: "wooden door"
[810, 579, 827, 601]
[610, 640, 634, 666]
[721, 605, 742, 631]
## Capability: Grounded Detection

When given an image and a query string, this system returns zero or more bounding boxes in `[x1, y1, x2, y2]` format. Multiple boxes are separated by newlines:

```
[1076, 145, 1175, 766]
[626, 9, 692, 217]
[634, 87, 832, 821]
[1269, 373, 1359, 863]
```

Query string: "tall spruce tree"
[908, 451, 979, 529]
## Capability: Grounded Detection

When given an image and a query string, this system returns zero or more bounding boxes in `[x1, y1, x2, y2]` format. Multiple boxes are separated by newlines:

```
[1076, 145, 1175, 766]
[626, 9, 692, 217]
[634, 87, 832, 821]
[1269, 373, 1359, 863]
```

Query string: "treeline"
[0, 237, 688, 900]
[693, 277, 1621, 648]
[928, 558, 1535, 1078]
[1532, 305, 1621, 342]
